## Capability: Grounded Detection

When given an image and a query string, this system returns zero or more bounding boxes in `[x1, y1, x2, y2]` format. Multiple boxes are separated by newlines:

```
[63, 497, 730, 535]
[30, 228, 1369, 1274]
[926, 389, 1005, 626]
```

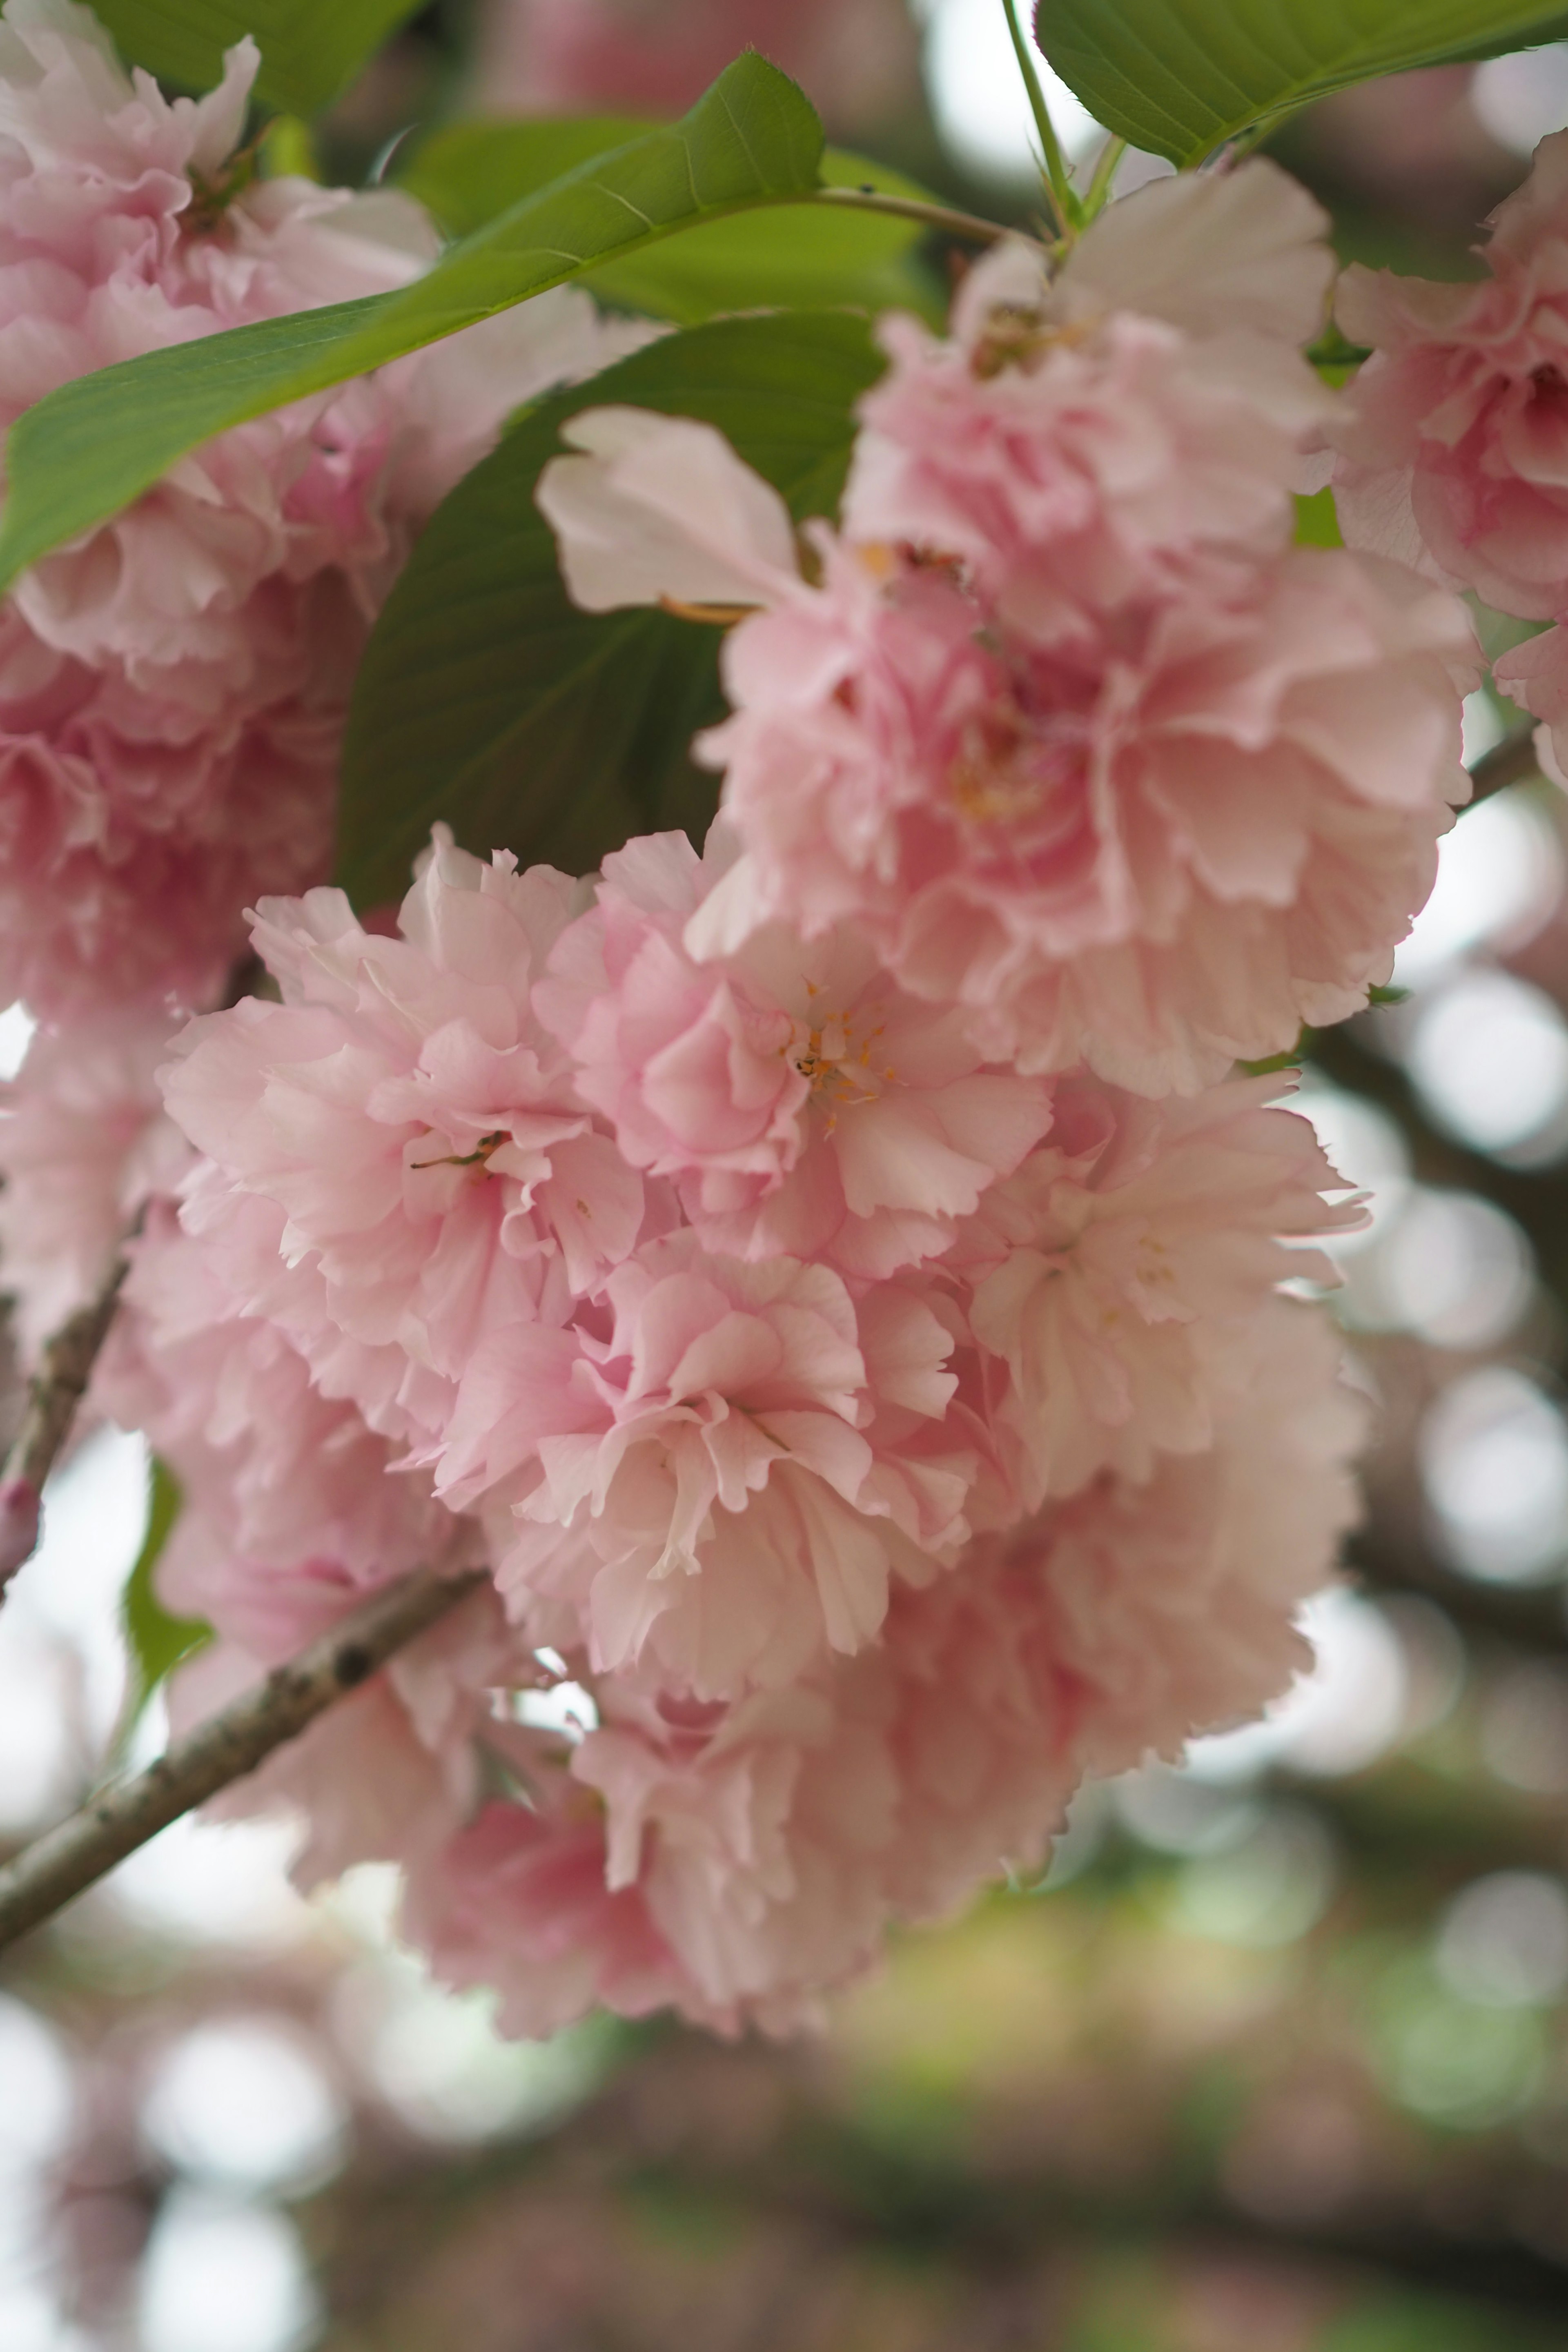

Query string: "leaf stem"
[1079, 134, 1127, 223]
[1000, 0, 1079, 230]
[0, 1563, 488, 1950]
[813, 185, 1032, 248]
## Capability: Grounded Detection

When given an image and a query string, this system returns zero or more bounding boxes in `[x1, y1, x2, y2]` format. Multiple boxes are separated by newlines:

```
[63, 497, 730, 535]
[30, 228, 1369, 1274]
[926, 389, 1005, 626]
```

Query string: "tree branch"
[1467, 725, 1544, 804]
[0, 1562, 486, 1951]
[0, 1224, 141, 1595]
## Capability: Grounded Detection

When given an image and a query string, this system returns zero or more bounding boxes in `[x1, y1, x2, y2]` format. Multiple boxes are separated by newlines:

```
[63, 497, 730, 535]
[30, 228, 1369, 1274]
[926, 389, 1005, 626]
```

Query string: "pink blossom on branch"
[160, 830, 646, 1456]
[0, 1002, 187, 1357]
[1334, 131, 1568, 617]
[535, 824, 1053, 1278]
[538, 167, 1474, 1096]
[399, 1291, 1361, 2037]
[438, 1231, 973, 1701]
[0, 0, 644, 1017]
[691, 536, 1473, 1096]
[947, 1071, 1363, 1503]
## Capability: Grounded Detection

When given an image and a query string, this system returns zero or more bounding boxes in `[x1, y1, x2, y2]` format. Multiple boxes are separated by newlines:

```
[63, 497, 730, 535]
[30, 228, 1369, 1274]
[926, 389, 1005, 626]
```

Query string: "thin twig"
[1466, 724, 1545, 806]
[813, 185, 1032, 249]
[0, 1562, 486, 1951]
[0, 1220, 142, 1595]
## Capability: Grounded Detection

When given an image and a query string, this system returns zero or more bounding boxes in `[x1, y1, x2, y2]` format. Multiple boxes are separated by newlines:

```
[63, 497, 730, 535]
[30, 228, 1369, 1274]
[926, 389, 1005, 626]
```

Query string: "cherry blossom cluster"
[0, 0, 644, 1017]
[0, 70, 1476, 2032]
[1334, 127, 1568, 770]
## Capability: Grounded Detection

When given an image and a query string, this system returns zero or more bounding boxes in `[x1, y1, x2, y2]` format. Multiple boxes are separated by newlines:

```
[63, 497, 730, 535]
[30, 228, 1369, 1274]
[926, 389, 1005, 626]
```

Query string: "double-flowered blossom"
[0, 77, 1432, 2040]
[175, 1288, 1359, 2040]
[947, 1071, 1363, 1504]
[535, 824, 1053, 1276]
[0, 0, 643, 1016]
[1334, 129, 1568, 776]
[541, 162, 1475, 1098]
[161, 830, 644, 1451]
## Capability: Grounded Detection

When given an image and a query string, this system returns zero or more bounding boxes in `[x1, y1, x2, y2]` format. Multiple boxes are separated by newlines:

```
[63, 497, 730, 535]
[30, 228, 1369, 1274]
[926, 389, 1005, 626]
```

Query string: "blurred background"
[7, 4, 1568, 2347]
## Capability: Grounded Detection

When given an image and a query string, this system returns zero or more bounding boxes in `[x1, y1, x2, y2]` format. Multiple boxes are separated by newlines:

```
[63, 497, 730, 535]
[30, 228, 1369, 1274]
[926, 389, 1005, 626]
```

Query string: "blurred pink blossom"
[473, 0, 919, 137]
[1336, 131, 1568, 618]
[0, 0, 643, 1016]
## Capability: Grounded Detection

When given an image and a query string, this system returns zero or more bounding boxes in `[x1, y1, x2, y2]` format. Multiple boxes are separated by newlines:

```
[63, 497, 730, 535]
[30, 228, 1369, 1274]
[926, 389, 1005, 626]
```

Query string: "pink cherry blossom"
[95, 1200, 472, 1644]
[947, 1071, 1363, 1502]
[474, 0, 918, 134]
[0, 0, 644, 1015]
[536, 824, 1053, 1277]
[845, 167, 1336, 624]
[570, 1677, 898, 2031]
[537, 408, 802, 617]
[1334, 130, 1568, 617]
[160, 831, 645, 1454]
[403, 1790, 686, 2038]
[539, 261, 1471, 1095]
[161, 1267, 1363, 2039]
[982, 1296, 1364, 1780]
[438, 1230, 971, 1699]
[690, 535, 1474, 1094]
[1492, 621, 1568, 781]
[0, 1002, 187, 1357]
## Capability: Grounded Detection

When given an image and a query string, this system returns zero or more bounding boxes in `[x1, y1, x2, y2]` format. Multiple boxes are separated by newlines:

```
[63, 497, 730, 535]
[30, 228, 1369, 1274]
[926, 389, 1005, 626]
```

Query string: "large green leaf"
[401, 123, 945, 324]
[0, 56, 824, 596]
[91, 0, 425, 116]
[1032, 0, 1568, 165]
[336, 310, 883, 910]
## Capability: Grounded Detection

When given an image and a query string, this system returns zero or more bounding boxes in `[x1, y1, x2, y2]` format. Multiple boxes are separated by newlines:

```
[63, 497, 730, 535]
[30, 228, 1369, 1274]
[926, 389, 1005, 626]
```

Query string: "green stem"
[1079, 134, 1127, 223]
[813, 185, 1036, 249]
[1000, 0, 1080, 230]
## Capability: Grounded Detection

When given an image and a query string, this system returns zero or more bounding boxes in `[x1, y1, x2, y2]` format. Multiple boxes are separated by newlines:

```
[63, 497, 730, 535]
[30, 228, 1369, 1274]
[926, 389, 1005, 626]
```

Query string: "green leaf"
[335, 309, 883, 909]
[90, 0, 425, 117]
[1294, 488, 1343, 548]
[0, 55, 825, 596]
[118, 1458, 209, 1739]
[397, 115, 655, 234]
[401, 122, 944, 324]
[1032, 0, 1568, 165]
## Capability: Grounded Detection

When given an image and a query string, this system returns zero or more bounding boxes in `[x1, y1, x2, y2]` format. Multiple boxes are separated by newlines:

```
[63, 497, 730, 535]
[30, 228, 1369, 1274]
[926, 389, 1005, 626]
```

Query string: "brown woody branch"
[0, 1223, 141, 1595]
[0, 1563, 486, 1951]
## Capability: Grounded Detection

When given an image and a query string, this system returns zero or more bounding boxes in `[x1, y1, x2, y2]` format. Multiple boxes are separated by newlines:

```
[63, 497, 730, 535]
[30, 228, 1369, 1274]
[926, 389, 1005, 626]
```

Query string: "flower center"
[410, 1128, 509, 1172]
[788, 996, 894, 1125]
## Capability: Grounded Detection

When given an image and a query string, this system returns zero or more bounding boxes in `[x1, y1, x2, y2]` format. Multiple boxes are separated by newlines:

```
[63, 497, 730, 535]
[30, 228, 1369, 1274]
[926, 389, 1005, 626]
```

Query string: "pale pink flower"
[161, 1288, 1361, 2038]
[536, 825, 1053, 1277]
[0, 1003, 187, 1356]
[160, 831, 645, 1453]
[846, 166, 1336, 622]
[570, 1677, 898, 2031]
[438, 1232, 971, 1699]
[537, 408, 802, 617]
[691, 537, 1474, 1094]
[948, 1071, 1362, 1502]
[1018, 1296, 1365, 1777]
[1335, 131, 1568, 616]
[403, 1790, 685, 2038]
[166, 1575, 530, 1891]
[0, 0, 644, 1014]
[94, 1202, 472, 1641]
[474, 0, 919, 134]
[540, 314, 1470, 1095]
[1487, 619, 1568, 783]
